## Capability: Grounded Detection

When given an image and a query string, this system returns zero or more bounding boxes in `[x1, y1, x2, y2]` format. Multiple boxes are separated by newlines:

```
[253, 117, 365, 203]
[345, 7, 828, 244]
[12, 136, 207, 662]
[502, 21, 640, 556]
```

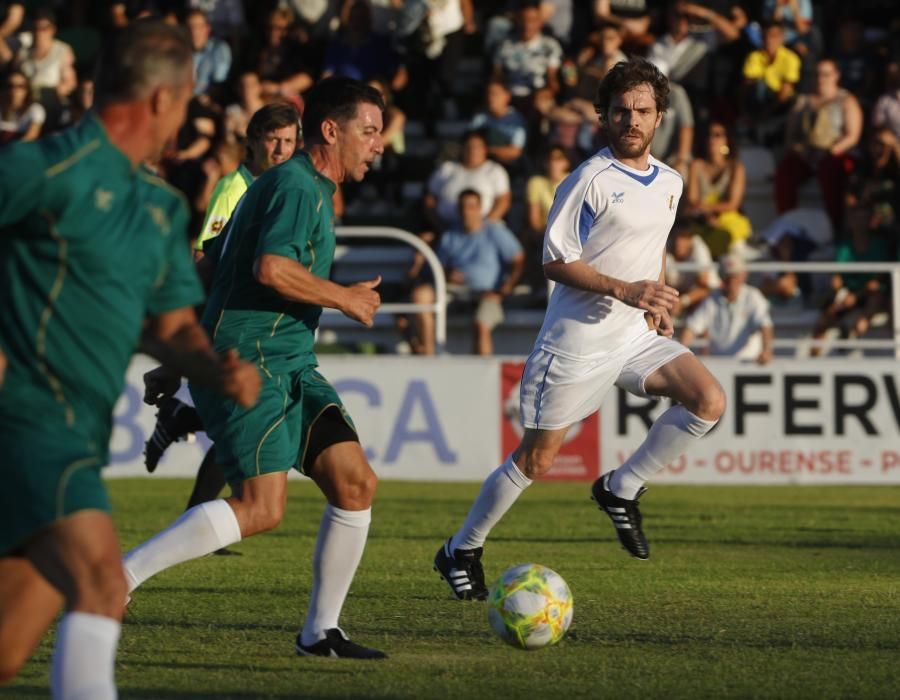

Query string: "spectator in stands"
[469, 77, 527, 171]
[846, 127, 900, 240]
[741, 22, 800, 138]
[650, 80, 693, 178]
[592, 0, 652, 52]
[249, 7, 314, 103]
[365, 77, 406, 204]
[832, 17, 871, 100]
[761, 0, 815, 59]
[188, 0, 245, 44]
[322, 0, 406, 90]
[524, 145, 570, 290]
[0, 67, 43, 144]
[493, 2, 563, 110]
[681, 253, 774, 364]
[809, 205, 892, 356]
[757, 215, 824, 309]
[666, 218, 720, 319]
[394, 0, 474, 123]
[13, 9, 76, 128]
[424, 129, 512, 234]
[872, 60, 900, 141]
[187, 8, 232, 99]
[0, 2, 23, 42]
[224, 70, 265, 143]
[411, 189, 525, 356]
[59, 75, 94, 128]
[774, 58, 863, 230]
[685, 120, 751, 258]
[573, 23, 626, 103]
[647, 7, 704, 91]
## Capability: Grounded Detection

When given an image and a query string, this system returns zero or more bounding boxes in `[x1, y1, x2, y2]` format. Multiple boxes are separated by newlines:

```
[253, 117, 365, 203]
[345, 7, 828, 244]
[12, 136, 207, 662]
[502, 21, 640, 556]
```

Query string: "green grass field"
[4, 479, 900, 699]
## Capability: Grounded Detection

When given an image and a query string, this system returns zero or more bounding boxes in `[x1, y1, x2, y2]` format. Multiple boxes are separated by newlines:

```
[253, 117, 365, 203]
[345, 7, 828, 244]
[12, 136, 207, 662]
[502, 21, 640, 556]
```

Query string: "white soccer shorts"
[519, 329, 691, 430]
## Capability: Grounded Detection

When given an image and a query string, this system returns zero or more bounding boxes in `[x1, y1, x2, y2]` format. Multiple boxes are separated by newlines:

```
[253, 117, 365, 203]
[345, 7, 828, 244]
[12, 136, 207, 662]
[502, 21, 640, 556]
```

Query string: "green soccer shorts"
[0, 426, 109, 556]
[191, 365, 356, 485]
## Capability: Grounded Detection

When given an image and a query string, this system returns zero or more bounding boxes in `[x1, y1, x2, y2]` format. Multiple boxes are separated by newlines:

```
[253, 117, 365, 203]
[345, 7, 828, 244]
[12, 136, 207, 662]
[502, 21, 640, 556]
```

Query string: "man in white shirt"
[682, 253, 774, 363]
[434, 58, 726, 599]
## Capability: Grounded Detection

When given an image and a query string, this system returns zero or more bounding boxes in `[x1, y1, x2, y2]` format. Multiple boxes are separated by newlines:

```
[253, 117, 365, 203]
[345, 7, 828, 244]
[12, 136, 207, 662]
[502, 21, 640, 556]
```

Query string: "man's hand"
[756, 348, 773, 365]
[218, 350, 261, 408]
[341, 276, 382, 327]
[143, 366, 181, 406]
[644, 309, 675, 338]
[623, 280, 679, 313]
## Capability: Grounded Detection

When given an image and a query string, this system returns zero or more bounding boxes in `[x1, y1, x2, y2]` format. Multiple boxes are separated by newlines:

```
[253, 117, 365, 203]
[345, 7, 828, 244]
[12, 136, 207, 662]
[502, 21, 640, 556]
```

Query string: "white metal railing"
[327, 226, 448, 353]
[671, 261, 900, 358]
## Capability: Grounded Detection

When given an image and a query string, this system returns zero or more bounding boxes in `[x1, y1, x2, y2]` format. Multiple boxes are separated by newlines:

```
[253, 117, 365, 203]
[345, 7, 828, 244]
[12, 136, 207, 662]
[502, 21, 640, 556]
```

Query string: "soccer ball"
[487, 563, 573, 650]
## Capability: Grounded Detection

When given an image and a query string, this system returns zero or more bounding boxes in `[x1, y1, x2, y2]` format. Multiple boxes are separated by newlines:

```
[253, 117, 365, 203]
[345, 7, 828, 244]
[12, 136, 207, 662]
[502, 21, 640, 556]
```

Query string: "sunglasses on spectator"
[709, 130, 727, 137]
[4, 81, 28, 89]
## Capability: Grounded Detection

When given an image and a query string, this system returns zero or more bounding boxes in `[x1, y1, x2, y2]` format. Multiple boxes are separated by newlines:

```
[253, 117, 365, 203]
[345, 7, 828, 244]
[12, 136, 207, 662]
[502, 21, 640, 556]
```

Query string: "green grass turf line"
[3, 479, 899, 699]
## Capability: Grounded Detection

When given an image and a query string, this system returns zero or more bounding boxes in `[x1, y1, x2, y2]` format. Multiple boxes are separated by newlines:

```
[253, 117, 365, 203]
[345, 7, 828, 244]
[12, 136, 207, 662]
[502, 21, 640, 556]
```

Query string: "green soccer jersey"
[201, 152, 336, 371]
[0, 114, 204, 449]
[195, 163, 254, 252]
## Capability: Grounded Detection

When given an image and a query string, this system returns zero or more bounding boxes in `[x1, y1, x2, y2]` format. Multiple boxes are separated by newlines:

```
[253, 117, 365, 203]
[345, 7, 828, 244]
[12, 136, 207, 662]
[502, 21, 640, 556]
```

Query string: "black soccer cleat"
[144, 398, 204, 472]
[296, 628, 387, 660]
[591, 472, 650, 560]
[433, 538, 489, 601]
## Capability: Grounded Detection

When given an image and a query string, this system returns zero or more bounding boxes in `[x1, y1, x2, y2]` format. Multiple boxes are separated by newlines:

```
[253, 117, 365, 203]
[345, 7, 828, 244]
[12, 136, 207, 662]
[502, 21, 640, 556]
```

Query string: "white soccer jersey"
[535, 147, 683, 360]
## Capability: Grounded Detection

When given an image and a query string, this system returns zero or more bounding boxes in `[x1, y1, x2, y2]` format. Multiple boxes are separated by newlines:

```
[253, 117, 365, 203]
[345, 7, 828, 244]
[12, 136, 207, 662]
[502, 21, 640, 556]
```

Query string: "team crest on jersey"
[94, 188, 114, 211]
[145, 203, 171, 236]
[667, 195, 675, 211]
[611, 191, 625, 204]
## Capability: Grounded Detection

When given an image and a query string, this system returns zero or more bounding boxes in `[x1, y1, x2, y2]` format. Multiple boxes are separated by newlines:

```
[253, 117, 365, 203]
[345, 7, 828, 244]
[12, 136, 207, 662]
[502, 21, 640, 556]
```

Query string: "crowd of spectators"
[1, 0, 898, 358]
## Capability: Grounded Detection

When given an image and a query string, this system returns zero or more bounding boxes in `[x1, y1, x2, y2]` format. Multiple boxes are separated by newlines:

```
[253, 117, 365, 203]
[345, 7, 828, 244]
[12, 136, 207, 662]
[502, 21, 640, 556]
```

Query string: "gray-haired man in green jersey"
[0, 21, 261, 696]
[123, 77, 389, 659]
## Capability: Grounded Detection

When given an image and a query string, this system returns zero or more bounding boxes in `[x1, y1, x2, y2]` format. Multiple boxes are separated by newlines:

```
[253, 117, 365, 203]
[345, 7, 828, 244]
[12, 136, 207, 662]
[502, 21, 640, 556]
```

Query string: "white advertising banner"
[602, 359, 900, 484]
[108, 355, 501, 481]
[109, 356, 899, 484]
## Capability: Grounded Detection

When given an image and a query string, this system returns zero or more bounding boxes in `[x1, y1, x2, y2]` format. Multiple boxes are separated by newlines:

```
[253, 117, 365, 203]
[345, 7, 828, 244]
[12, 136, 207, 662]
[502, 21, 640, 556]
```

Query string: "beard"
[610, 128, 654, 159]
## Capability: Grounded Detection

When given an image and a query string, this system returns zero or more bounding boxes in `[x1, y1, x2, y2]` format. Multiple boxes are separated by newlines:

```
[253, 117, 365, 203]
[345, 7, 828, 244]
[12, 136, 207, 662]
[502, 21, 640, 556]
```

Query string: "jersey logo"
[94, 188, 114, 211]
[667, 194, 675, 211]
[144, 203, 171, 236]
[611, 191, 625, 204]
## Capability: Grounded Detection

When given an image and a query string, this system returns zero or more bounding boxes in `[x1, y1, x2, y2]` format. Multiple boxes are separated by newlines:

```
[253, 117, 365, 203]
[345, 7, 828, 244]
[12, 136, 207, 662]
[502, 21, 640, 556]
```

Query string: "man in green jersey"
[143, 102, 301, 525]
[124, 76, 389, 659]
[0, 21, 261, 697]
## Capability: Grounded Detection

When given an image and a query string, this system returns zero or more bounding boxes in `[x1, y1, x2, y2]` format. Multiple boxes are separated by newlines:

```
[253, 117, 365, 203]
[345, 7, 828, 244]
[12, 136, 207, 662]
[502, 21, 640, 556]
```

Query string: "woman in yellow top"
[686, 121, 751, 259]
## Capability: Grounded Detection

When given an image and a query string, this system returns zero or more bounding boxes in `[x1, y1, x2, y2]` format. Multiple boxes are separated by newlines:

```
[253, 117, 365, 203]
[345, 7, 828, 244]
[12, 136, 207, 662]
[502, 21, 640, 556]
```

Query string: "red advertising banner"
[500, 362, 600, 481]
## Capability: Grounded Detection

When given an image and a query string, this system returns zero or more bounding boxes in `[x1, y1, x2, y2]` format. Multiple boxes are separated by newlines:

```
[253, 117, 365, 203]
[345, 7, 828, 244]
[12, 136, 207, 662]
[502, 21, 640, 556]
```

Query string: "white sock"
[450, 455, 532, 551]
[610, 405, 718, 499]
[51, 612, 120, 700]
[300, 504, 371, 647]
[123, 499, 241, 592]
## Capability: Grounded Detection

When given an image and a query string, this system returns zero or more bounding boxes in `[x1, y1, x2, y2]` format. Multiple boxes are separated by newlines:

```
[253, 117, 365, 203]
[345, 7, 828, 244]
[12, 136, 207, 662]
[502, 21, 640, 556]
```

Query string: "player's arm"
[544, 259, 679, 314]
[140, 306, 260, 407]
[254, 254, 381, 327]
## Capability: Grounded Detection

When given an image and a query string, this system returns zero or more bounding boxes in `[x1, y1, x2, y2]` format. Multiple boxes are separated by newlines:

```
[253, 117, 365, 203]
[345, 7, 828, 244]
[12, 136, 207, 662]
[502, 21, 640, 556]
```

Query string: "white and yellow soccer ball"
[487, 563, 573, 650]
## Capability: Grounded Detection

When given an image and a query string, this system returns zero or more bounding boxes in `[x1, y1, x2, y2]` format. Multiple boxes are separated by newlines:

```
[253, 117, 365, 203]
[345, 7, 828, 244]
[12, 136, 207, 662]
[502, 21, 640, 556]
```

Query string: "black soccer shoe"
[296, 628, 387, 660]
[591, 472, 650, 560]
[144, 398, 203, 472]
[433, 538, 489, 601]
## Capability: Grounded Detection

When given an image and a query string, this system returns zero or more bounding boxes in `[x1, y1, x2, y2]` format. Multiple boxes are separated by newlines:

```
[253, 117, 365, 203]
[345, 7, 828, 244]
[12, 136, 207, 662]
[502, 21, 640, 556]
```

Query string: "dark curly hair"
[593, 58, 670, 126]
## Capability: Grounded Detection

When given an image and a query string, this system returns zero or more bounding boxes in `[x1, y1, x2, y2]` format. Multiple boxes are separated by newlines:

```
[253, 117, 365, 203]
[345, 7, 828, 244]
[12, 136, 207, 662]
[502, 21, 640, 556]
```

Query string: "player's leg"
[125, 376, 295, 593]
[122, 473, 285, 593]
[185, 447, 226, 509]
[25, 511, 127, 700]
[0, 557, 62, 683]
[594, 343, 725, 559]
[296, 408, 385, 659]
[410, 282, 436, 355]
